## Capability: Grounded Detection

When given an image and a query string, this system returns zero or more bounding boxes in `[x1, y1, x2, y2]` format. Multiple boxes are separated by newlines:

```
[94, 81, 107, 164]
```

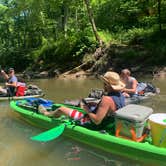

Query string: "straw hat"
[100, 71, 125, 91]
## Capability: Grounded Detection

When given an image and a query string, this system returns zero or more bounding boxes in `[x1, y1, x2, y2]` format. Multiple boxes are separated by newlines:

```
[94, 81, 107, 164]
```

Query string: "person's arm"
[6, 76, 18, 88]
[6, 81, 17, 87]
[86, 96, 115, 125]
[1, 70, 9, 80]
[123, 79, 138, 94]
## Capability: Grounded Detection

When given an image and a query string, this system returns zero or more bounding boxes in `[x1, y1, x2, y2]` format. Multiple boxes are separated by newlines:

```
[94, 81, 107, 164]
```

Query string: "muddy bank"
[57, 43, 166, 80]
[57, 67, 166, 80]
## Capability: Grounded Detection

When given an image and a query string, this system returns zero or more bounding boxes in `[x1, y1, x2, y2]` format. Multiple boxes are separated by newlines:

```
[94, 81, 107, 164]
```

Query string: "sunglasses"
[8, 71, 14, 74]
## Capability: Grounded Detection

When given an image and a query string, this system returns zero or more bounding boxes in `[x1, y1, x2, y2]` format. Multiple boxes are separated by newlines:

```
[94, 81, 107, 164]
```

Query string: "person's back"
[125, 76, 136, 89]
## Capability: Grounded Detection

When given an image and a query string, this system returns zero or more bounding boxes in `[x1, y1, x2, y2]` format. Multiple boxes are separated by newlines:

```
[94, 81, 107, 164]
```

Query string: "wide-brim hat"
[100, 71, 125, 91]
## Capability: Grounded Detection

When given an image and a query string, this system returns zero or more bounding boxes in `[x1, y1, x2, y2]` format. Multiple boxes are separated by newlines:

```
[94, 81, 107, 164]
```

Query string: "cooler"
[149, 113, 166, 147]
[115, 104, 153, 141]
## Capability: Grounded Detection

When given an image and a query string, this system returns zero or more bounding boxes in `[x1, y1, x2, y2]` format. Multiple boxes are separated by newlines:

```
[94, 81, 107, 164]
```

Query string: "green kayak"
[10, 100, 166, 165]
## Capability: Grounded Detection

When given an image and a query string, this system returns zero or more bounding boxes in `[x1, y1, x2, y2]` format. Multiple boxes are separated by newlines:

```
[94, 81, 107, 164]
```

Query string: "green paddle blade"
[31, 124, 65, 142]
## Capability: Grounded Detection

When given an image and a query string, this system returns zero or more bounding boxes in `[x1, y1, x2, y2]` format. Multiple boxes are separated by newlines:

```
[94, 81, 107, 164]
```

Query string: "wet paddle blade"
[31, 124, 65, 142]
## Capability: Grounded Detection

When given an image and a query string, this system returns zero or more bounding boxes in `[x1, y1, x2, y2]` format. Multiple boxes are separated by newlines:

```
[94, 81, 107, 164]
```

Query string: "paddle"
[7, 88, 14, 101]
[30, 122, 71, 142]
[30, 102, 86, 142]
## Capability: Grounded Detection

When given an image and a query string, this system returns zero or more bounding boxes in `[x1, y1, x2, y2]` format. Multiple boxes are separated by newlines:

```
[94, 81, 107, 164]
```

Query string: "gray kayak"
[0, 94, 44, 101]
[0, 84, 44, 101]
[64, 92, 156, 107]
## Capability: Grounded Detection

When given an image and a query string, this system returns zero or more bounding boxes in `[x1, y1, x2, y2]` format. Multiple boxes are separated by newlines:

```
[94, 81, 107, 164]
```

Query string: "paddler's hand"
[80, 102, 90, 113]
[1, 70, 5, 74]
[5, 82, 9, 86]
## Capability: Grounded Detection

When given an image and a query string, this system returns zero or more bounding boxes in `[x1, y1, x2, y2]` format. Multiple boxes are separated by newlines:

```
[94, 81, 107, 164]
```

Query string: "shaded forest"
[0, 0, 166, 75]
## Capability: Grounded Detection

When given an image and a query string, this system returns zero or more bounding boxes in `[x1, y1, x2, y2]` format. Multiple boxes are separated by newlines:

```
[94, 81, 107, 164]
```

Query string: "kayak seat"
[16, 100, 38, 112]
[16, 86, 26, 96]
[76, 114, 115, 134]
[16, 98, 54, 113]
[25, 98, 54, 111]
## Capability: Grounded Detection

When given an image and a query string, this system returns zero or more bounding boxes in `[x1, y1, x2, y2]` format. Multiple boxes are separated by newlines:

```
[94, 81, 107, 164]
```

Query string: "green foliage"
[34, 33, 97, 70]
[98, 30, 112, 44]
[0, 0, 166, 72]
[0, 47, 32, 71]
[95, 0, 166, 32]
[113, 28, 153, 44]
[0, 3, 8, 13]
[113, 29, 166, 66]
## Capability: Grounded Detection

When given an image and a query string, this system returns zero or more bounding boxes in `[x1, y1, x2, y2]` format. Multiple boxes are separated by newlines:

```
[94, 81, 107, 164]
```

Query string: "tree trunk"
[157, 0, 162, 32]
[62, 0, 68, 38]
[84, 0, 103, 46]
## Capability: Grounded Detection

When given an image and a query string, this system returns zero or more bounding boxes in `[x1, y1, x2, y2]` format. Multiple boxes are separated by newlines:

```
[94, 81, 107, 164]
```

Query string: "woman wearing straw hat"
[38, 71, 125, 126]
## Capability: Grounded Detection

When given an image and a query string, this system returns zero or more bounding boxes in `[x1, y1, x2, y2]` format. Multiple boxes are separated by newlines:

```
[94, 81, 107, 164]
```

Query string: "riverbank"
[20, 63, 165, 80]
[43, 42, 166, 80]
[20, 36, 166, 80]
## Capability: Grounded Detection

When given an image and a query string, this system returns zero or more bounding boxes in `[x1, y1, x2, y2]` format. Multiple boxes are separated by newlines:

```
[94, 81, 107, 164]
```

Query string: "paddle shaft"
[7, 87, 14, 101]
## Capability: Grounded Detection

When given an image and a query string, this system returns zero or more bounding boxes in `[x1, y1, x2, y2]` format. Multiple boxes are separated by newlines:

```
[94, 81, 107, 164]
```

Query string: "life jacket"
[107, 92, 125, 109]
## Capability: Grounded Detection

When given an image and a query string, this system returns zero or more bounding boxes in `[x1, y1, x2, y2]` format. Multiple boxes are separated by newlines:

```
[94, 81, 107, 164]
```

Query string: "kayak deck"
[0, 94, 44, 101]
[10, 100, 166, 165]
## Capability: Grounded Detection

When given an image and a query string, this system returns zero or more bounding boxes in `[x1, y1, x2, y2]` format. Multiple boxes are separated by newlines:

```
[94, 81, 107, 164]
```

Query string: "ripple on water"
[0, 78, 165, 166]
[0, 142, 16, 166]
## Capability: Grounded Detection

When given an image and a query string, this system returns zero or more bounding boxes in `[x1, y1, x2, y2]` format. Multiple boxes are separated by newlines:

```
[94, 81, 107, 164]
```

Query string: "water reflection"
[0, 77, 165, 166]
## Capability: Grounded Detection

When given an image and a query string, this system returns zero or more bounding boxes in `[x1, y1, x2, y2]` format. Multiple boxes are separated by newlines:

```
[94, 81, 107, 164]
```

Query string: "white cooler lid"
[149, 113, 166, 125]
[115, 104, 153, 122]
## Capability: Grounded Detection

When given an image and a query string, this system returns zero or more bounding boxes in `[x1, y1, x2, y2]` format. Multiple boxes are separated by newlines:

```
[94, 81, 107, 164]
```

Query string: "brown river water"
[0, 77, 165, 166]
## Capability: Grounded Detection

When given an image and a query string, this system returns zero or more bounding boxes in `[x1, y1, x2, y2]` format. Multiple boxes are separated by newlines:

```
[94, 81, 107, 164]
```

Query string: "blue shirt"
[7, 75, 18, 96]
[8, 75, 18, 84]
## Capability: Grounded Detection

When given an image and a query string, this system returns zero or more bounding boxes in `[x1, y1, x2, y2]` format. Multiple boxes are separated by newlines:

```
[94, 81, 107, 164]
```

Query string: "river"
[0, 77, 165, 166]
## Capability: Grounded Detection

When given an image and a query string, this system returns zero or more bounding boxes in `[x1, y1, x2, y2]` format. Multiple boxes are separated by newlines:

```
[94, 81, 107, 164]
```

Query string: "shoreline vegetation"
[0, 1, 166, 80]
[18, 40, 166, 80]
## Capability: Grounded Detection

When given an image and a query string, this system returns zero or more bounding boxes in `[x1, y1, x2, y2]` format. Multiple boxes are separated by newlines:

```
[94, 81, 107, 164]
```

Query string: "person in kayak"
[120, 68, 138, 97]
[38, 71, 125, 125]
[0, 68, 18, 96]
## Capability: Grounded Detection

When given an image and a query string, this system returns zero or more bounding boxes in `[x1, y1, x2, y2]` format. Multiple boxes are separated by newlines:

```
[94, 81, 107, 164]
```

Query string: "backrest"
[16, 86, 26, 96]
[88, 89, 104, 99]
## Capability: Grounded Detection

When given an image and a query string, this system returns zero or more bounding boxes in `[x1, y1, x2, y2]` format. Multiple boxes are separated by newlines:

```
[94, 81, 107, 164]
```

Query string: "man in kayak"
[0, 68, 18, 96]
[120, 68, 138, 97]
[38, 71, 125, 126]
